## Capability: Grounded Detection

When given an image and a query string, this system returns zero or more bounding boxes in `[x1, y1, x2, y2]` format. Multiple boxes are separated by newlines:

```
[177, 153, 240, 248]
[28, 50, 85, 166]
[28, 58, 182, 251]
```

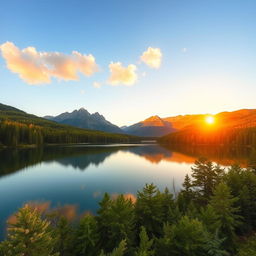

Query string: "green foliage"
[97, 194, 135, 253]
[0, 205, 58, 256]
[224, 165, 256, 232]
[135, 227, 154, 256]
[204, 231, 229, 256]
[237, 234, 256, 256]
[53, 216, 74, 256]
[135, 183, 165, 238]
[0, 159, 256, 255]
[99, 240, 127, 256]
[0, 108, 140, 147]
[73, 214, 99, 256]
[156, 216, 209, 256]
[198, 205, 220, 234]
[209, 182, 241, 250]
[191, 158, 224, 201]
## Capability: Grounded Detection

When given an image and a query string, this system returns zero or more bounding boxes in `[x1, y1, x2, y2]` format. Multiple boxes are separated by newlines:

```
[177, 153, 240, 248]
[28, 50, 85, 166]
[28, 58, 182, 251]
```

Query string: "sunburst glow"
[205, 115, 215, 125]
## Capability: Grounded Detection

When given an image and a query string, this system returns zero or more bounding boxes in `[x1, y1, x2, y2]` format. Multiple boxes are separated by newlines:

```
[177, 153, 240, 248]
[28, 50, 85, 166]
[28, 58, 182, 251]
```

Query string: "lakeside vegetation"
[1, 159, 256, 255]
[0, 104, 140, 147]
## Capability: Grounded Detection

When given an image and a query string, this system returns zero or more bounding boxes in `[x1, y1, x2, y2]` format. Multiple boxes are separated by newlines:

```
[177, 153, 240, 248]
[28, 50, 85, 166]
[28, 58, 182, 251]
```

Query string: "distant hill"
[45, 108, 123, 134]
[159, 109, 256, 147]
[123, 115, 175, 137]
[0, 103, 139, 147]
[124, 109, 256, 137]
[0, 103, 25, 113]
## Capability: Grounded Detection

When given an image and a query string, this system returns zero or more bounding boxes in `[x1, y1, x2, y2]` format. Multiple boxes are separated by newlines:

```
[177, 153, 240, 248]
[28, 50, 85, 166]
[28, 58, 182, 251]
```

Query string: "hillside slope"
[124, 109, 256, 137]
[123, 115, 175, 137]
[159, 109, 256, 147]
[0, 103, 139, 146]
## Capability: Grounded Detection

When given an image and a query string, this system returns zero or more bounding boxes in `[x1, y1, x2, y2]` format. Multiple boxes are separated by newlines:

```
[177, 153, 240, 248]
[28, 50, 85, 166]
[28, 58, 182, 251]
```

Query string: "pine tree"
[204, 231, 229, 256]
[74, 214, 99, 256]
[209, 182, 242, 250]
[156, 216, 209, 256]
[99, 240, 126, 256]
[199, 205, 220, 234]
[159, 188, 177, 224]
[135, 183, 163, 238]
[54, 216, 74, 256]
[97, 194, 135, 253]
[0, 205, 58, 256]
[135, 226, 154, 256]
[191, 158, 224, 202]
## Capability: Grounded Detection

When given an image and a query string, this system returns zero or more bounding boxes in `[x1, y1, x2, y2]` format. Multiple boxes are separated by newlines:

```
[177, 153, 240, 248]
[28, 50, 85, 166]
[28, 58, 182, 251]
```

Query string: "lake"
[0, 143, 255, 239]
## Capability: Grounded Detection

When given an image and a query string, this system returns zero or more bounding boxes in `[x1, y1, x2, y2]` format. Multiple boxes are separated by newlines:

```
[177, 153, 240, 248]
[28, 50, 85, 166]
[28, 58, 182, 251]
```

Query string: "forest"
[0, 105, 140, 146]
[159, 126, 256, 148]
[1, 159, 256, 256]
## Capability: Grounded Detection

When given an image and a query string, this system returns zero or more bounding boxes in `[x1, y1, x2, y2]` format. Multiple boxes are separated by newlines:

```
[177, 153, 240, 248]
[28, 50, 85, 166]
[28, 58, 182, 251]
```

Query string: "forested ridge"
[0, 103, 140, 146]
[1, 159, 256, 255]
[159, 126, 256, 147]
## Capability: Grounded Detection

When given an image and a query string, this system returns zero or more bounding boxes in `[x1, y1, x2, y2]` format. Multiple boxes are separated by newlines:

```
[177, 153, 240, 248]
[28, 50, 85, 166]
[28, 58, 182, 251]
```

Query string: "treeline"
[0, 146, 127, 178]
[159, 127, 256, 147]
[0, 120, 138, 147]
[1, 159, 256, 255]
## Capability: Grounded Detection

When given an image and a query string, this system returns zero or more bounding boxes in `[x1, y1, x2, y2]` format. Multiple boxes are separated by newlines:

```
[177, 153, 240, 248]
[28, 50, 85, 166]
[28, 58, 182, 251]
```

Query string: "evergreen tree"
[204, 231, 229, 256]
[199, 205, 220, 234]
[135, 184, 164, 238]
[74, 214, 99, 256]
[209, 182, 241, 250]
[54, 216, 74, 256]
[224, 165, 256, 232]
[156, 216, 209, 256]
[97, 194, 135, 253]
[99, 240, 126, 256]
[159, 188, 178, 224]
[237, 233, 256, 256]
[135, 226, 154, 256]
[0, 205, 58, 256]
[191, 158, 224, 202]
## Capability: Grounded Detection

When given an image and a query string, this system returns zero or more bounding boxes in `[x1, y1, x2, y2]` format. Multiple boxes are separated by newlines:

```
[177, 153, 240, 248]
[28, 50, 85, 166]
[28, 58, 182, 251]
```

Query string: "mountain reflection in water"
[0, 144, 255, 176]
[0, 143, 256, 240]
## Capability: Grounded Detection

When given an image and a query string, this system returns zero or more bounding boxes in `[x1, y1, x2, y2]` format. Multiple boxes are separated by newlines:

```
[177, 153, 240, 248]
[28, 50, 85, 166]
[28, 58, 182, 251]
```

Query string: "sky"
[0, 0, 256, 126]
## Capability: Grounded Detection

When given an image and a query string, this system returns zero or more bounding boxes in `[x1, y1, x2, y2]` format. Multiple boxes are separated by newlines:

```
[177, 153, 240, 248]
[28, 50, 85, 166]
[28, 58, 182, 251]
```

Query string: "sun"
[205, 115, 215, 125]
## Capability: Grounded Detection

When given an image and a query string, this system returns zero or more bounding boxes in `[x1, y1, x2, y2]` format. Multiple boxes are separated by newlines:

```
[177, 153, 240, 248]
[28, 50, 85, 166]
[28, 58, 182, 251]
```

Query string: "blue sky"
[0, 0, 256, 126]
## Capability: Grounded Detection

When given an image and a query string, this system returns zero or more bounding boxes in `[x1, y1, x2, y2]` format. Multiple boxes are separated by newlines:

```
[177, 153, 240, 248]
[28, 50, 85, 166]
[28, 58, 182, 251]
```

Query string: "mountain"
[124, 109, 256, 137]
[45, 108, 123, 134]
[162, 109, 256, 131]
[0, 103, 25, 113]
[123, 115, 175, 137]
[0, 103, 140, 147]
[159, 109, 256, 147]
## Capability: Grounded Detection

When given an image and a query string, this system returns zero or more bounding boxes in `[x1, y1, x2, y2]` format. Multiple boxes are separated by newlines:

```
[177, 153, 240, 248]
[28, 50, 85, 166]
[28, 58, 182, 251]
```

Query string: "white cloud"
[80, 89, 85, 95]
[140, 47, 162, 69]
[182, 48, 187, 53]
[0, 41, 98, 85]
[108, 62, 137, 86]
[93, 82, 101, 88]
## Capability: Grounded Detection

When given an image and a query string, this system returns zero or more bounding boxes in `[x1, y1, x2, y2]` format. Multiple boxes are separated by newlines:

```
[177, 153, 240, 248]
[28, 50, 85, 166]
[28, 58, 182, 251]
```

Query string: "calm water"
[0, 143, 255, 239]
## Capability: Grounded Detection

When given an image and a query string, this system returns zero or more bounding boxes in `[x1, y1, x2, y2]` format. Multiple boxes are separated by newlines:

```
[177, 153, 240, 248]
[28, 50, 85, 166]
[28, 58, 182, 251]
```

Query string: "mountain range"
[122, 115, 175, 137]
[2, 102, 256, 138]
[0, 103, 139, 147]
[44, 108, 256, 137]
[44, 108, 123, 134]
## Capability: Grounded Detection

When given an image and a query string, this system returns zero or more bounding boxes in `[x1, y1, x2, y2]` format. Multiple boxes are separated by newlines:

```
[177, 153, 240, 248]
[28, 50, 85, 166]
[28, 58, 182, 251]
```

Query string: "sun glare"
[205, 115, 215, 125]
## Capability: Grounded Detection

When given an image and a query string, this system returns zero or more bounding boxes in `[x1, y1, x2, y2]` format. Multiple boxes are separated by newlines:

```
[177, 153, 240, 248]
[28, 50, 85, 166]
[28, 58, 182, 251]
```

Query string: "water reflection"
[1, 144, 255, 177]
[162, 144, 256, 168]
[1, 143, 256, 240]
